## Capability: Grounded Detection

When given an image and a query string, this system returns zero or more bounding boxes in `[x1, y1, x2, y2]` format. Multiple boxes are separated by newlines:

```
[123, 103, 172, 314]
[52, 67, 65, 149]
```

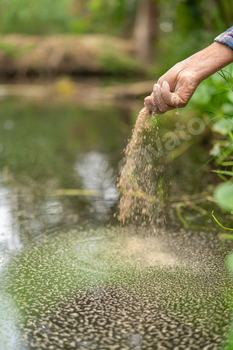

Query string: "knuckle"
[157, 75, 165, 86]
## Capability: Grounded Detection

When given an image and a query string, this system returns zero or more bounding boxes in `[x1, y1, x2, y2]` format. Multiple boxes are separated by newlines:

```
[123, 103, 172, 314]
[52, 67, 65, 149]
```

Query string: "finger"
[144, 96, 160, 115]
[144, 95, 161, 115]
[152, 84, 172, 114]
[161, 81, 179, 108]
[144, 96, 155, 111]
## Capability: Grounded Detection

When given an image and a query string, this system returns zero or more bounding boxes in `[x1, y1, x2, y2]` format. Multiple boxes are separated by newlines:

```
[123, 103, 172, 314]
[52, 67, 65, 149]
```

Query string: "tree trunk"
[133, 0, 159, 63]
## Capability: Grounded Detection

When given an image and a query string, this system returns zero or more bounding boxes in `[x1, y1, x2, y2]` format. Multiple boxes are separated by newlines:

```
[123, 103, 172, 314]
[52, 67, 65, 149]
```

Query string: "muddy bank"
[0, 34, 145, 76]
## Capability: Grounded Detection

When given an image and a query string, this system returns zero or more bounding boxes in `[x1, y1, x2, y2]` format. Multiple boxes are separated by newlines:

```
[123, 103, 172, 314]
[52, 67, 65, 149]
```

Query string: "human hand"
[144, 61, 199, 115]
[144, 42, 233, 115]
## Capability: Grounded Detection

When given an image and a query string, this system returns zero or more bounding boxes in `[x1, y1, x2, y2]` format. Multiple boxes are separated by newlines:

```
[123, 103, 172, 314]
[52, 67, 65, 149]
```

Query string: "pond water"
[0, 98, 233, 350]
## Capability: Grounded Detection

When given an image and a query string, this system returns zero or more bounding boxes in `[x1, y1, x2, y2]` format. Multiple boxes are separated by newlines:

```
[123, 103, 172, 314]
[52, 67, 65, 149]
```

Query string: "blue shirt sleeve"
[215, 26, 233, 50]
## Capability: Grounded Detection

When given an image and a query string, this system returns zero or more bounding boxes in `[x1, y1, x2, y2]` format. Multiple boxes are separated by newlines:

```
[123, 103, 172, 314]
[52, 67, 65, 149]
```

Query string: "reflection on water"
[0, 183, 21, 257]
[0, 182, 23, 350]
[75, 151, 118, 214]
[0, 98, 232, 349]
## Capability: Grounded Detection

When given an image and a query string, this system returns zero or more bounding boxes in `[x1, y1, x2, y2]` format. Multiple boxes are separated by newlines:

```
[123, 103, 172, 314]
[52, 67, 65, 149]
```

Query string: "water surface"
[0, 98, 232, 350]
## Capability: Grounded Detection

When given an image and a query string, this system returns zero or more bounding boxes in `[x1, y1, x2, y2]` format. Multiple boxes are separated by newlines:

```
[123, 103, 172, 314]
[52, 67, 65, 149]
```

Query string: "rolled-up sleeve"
[215, 26, 233, 50]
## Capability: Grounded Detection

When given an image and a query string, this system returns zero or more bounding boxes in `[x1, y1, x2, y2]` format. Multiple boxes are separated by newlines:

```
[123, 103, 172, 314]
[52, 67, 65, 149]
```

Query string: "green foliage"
[208, 71, 233, 217]
[154, 0, 233, 75]
[179, 66, 233, 230]
[0, 0, 231, 46]
[0, 0, 232, 79]
[69, 0, 136, 35]
[0, 0, 73, 34]
[187, 67, 233, 171]
[212, 118, 233, 136]
[0, 0, 137, 36]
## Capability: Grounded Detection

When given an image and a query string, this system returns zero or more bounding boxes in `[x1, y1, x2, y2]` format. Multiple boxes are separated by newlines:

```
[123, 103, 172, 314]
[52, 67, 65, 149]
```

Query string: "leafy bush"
[176, 65, 233, 222]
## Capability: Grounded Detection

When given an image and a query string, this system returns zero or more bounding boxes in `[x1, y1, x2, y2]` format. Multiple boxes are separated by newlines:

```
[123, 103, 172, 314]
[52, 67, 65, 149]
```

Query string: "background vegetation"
[0, 0, 232, 70]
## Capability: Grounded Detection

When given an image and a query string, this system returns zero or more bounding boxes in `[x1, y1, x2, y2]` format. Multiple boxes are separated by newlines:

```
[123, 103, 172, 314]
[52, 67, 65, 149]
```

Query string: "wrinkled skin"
[144, 63, 199, 114]
[145, 42, 233, 115]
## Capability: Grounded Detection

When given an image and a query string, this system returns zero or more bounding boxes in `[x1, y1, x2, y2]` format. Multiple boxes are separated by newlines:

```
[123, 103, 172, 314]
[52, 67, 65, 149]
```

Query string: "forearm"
[183, 42, 233, 83]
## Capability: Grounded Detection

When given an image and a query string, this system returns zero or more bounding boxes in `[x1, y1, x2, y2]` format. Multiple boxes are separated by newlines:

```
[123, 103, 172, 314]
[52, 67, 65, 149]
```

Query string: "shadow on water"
[0, 98, 233, 349]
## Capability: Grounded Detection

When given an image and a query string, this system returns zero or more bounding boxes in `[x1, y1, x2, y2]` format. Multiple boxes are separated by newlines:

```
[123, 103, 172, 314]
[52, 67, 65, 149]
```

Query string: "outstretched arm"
[144, 41, 233, 115]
